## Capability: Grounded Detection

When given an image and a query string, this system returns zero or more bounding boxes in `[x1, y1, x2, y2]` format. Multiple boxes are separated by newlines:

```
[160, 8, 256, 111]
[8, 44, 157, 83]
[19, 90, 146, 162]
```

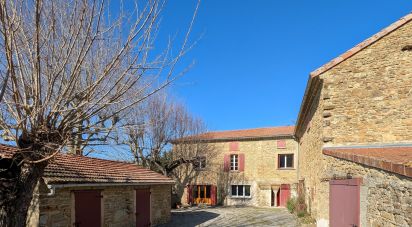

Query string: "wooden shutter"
[239, 153, 245, 172]
[223, 154, 229, 172]
[277, 140, 286, 149]
[211, 185, 217, 206]
[229, 142, 239, 151]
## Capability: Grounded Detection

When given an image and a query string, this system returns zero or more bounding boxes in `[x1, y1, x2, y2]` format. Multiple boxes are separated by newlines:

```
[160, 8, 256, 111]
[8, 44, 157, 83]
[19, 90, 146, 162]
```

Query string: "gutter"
[44, 181, 175, 195]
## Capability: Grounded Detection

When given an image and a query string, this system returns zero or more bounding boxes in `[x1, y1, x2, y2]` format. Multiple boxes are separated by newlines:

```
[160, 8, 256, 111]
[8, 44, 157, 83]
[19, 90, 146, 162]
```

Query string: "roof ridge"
[57, 152, 139, 167]
[310, 11, 412, 78]
[204, 125, 294, 134]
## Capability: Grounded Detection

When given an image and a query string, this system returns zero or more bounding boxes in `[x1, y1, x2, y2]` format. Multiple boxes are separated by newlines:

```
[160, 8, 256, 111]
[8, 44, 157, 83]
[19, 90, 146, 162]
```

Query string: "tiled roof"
[0, 145, 174, 185]
[323, 146, 412, 178]
[311, 12, 412, 78]
[177, 126, 295, 142]
[0, 144, 18, 159]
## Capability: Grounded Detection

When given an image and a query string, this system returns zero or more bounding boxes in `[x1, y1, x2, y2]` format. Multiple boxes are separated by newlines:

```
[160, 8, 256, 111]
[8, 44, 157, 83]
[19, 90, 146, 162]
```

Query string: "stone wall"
[296, 86, 330, 226]
[297, 17, 412, 227]
[321, 20, 412, 146]
[151, 185, 171, 225]
[28, 184, 171, 227]
[326, 156, 412, 226]
[173, 137, 298, 207]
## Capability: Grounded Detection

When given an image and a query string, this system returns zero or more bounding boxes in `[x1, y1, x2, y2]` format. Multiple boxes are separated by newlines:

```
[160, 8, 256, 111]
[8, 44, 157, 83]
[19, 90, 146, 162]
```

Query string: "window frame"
[230, 185, 251, 198]
[193, 156, 207, 170]
[230, 154, 239, 171]
[278, 154, 294, 169]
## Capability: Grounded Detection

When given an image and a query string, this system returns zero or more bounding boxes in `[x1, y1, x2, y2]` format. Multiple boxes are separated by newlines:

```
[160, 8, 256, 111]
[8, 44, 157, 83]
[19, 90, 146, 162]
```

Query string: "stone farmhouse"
[172, 126, 298, 207]
[295, 12, 412, 227]
[173, 12, 412, 227]
[0, 144, 174, 227]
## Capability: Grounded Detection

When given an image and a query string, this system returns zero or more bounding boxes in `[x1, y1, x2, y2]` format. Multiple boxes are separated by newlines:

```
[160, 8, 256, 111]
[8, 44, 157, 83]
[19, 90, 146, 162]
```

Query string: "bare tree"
[0, 0, 199, 225]
[125, 93, 210, 176]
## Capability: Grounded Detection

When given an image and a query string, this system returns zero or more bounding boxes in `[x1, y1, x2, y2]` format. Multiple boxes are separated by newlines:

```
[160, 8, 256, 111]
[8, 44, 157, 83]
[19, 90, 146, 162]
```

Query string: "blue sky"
[154, 0, 412, 131]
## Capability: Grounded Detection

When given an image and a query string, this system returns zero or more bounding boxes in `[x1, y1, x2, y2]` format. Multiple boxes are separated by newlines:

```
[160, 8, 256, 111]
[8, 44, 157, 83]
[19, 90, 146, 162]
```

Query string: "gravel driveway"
[157, 206, 298, 227]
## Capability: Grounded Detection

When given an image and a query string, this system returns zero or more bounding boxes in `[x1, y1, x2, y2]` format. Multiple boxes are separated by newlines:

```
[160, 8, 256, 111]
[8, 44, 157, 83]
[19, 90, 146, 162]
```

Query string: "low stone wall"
[327, 156, 412, 227]
[151, 185, 171, 225]
[28, 184, 171, 227]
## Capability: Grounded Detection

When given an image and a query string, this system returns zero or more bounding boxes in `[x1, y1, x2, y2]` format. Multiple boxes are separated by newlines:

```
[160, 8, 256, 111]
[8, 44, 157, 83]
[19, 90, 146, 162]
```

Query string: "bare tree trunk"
[0, 161, 46, 227]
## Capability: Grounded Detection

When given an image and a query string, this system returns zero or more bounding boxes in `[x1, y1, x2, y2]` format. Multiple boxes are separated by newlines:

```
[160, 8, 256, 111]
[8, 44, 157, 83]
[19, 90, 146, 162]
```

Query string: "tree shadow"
[157, 210, 220, 227]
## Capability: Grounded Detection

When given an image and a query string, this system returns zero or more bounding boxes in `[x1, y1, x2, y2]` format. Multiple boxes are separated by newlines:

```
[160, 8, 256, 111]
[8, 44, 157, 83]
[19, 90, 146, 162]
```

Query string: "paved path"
[157, 206, 298, 227]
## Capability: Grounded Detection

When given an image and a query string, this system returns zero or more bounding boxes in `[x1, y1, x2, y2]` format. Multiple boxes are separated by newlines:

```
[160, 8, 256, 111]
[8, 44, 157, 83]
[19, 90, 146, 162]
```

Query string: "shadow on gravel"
[157, 210, 220, 227]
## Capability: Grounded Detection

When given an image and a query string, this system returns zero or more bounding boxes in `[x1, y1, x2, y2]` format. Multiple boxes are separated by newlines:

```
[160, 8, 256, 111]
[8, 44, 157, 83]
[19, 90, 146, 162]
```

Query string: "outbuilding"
[0, 144, 174, 227]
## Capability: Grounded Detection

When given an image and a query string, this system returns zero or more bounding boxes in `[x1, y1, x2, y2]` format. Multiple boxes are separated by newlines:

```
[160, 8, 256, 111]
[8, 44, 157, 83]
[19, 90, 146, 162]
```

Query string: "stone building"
[295, 12, 412, 227]
[172, 126, 298, 207]
[0, 144, 174, 227]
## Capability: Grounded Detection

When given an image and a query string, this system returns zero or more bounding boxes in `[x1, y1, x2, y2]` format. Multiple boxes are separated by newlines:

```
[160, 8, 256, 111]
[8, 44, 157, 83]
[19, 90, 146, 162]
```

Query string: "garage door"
[74, 190, 101, 227]
[330, 178, 361, 227]
[136, 188, 151, 227]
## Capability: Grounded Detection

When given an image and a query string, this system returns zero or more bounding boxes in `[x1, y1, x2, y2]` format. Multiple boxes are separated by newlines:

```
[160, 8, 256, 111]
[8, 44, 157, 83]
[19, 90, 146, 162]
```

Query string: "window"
[231, 185, 251, 198]
[230, 154, 238, 171]
[278, 154, 294, 168]
[193, 156, 206, 170]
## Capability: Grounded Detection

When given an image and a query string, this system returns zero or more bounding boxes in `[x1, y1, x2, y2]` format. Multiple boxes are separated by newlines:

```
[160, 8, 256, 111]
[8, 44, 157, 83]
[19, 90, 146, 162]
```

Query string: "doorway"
[136, 188, 151, 227]
[193, 185, 211, 204]
[330, 179, 361, 227]
[74, 190, 101, 227]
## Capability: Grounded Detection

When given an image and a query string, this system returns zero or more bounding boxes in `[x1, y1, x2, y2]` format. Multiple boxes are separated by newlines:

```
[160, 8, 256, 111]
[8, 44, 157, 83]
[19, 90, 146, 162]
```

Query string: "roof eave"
[174, 134, 294, 143]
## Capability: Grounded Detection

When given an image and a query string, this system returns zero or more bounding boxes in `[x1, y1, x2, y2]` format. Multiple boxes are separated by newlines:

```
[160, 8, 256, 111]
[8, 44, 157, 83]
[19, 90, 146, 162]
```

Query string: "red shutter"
[277, 140, 286, 149]
[229, 142, 239, 151]
[223, 154, 229, 172]
[211, 185, 217, 206]
[187, 185, 193, 204]
[239, 153, 245, 172]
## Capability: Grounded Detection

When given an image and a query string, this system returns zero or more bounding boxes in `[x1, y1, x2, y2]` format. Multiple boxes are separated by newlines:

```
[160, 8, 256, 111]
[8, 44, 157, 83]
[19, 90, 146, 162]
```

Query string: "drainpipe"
[46, 184, 55, 196]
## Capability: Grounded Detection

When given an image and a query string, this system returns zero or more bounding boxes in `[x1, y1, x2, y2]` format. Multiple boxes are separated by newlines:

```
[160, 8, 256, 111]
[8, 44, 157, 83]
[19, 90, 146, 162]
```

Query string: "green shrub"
[297, 211, 306, 218]
[286, 197, 296, 213]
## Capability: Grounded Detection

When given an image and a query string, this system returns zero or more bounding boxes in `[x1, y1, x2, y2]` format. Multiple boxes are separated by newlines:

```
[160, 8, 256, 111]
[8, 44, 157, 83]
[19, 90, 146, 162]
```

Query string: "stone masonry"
[173, 135, 298, 207]
[296, 13, 412, 227]
[28, 184, 171, 227]
[326, 156, 412, 226]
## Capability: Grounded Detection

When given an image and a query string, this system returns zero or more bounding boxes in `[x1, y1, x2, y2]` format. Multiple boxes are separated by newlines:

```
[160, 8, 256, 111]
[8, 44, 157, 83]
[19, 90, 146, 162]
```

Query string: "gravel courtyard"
[157, 206, 298, 227]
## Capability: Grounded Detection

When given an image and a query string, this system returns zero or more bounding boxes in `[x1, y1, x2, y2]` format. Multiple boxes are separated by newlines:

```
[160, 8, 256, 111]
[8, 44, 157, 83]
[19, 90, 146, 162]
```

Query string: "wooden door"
[192, 185, 212, 205]
[279, 184, 290, 207]
[330, 179, 361, 227]
[136, 188, 151, 227]
[74, 190, 101, 227]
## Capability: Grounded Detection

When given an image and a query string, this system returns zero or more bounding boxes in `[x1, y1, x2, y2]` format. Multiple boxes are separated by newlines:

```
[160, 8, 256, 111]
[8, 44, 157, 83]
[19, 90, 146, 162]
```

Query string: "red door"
[74, 190, 101, 227]
[330, 178, 361, 227]
[279, 184, 291, 207]
[136, 188, 151, 227]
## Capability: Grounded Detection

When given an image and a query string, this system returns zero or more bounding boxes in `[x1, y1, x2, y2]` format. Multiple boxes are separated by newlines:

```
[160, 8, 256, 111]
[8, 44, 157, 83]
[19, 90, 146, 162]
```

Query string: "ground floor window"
[231, 185, 251, 198]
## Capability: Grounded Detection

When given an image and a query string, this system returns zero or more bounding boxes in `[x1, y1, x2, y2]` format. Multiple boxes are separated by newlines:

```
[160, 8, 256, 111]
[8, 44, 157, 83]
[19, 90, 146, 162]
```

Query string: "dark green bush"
[297, 211, 306, 218]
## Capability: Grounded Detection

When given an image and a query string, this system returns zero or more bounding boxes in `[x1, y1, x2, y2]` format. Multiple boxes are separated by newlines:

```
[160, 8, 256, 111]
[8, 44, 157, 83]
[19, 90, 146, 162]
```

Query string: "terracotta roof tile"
[0, 145, 174, 185]
[323, 146, 412, 178]
[182, 126, 295, 142]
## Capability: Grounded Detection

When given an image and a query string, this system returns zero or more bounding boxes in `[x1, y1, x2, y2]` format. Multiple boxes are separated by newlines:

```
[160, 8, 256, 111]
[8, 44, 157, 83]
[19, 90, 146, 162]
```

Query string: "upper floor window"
[231, 185, 251, 198]
[278, 154, 294, 169]
[230, 154, 238, 171]
[193, 156, 206, 170]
